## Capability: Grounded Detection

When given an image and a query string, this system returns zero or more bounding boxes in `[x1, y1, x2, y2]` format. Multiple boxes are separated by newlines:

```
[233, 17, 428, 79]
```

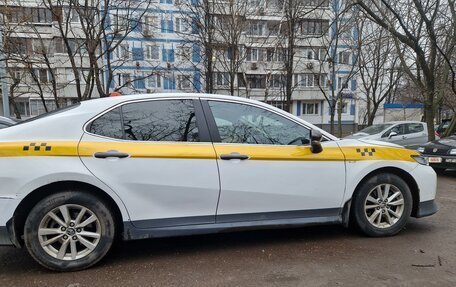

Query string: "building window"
[175, 17, 190, 33]
[116, 44, 130, 59]
[146, 75, 161, 89]
[177, 75, 191, 90]
[5, 7, 54, 24]
[32, 69, 52, 83]
[144, 16, 158, 35]
[30, 99, 58, 116]
[338, 51, 350, 64]
[112, 13, 128, 33]
[295, 74, 326, 87]
[269, 74, 284, 88]
[248, 21, 266, 36]
[215, 72, 230, 87]
[145, 45, 160, 60]
[302, 102, 319, 115]
[146, 74, 161, 88]
[266, 48, 286, 62]
[299, 19, 329, 35]
[177, 45, 191, 62]
[117, 73, 131, 87]
[337, 101, 349, 114]
[338, 77, 348, 89]
[240, 74, 266, 89]
[246, 48, 262, 62]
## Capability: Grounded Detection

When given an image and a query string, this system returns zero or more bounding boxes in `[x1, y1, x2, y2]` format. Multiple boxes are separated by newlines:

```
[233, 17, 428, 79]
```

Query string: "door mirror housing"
[388, 131, 398, 139]
[310, 129, 323, 154]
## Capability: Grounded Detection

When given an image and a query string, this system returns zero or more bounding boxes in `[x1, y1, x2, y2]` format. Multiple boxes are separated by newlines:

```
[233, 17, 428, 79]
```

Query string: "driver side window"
[383, 124, 406, 138]
[208, 101, 310, 145]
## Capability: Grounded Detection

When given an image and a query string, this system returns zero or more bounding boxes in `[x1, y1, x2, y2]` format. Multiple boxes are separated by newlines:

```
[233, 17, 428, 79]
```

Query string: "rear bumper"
[416, 200, 439, 218]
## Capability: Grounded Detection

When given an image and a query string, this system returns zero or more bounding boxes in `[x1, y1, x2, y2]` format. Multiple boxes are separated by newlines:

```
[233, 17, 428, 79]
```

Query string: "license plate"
[428, 157, 442, 163]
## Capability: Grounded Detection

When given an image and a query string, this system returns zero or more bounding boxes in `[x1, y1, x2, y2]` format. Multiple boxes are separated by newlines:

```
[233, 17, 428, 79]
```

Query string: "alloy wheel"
[364, 184, 405, 229]
[38, 204, 101, 260]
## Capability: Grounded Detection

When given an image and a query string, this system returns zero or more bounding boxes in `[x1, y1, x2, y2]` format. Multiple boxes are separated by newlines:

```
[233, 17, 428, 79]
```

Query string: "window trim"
[84, 97, 211, 143]
[200, 98, 332, 145]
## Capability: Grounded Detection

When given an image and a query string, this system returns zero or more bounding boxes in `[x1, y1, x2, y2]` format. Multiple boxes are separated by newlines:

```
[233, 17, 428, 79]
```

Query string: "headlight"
[417, 147, 425, 153]
[450, 149, 456, 155]
[411, 155, 429, 165]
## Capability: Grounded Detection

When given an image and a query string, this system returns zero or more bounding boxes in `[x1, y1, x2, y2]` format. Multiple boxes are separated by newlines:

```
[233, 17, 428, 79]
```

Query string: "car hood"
[424, 136, 456, 149]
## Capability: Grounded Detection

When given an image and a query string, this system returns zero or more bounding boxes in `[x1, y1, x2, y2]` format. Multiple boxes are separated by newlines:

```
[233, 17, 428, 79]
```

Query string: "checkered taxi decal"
[23, 143, 52, 152]
[356, 148, 376, 157]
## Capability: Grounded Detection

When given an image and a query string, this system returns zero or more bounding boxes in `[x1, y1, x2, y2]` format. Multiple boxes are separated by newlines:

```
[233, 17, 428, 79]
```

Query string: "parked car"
[417, 134, 456, 172]
[0, 116, 16, 129]
[346, 121, 428, 148]
[0, 94, 437, 271]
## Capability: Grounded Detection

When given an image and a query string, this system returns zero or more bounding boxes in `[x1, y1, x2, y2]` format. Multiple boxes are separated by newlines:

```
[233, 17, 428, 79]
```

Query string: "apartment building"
[207, 0, 360, 131]
[0, 1, 96, 118]
[106, 0, 202, 95]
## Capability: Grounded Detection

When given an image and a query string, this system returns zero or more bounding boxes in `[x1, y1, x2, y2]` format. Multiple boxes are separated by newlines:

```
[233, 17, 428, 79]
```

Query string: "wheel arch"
[342, 166, 420, 226]
[11, 181, 125, 247]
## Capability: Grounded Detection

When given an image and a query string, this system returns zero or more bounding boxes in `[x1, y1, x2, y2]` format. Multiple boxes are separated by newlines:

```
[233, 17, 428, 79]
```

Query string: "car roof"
[81, 93, 264, 107]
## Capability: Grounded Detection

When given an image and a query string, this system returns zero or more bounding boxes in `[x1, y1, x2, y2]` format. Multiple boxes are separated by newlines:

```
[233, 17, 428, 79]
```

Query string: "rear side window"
[89, 107, 123, 139]
[89, 100, 199, 142]
[407, 123, 424, 134]
[122, 100, 199, 142]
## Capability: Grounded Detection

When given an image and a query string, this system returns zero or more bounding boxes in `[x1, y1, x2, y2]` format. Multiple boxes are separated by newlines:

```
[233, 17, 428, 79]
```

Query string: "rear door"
[404, 123, 427, 147]
[79, 98, 220, 228]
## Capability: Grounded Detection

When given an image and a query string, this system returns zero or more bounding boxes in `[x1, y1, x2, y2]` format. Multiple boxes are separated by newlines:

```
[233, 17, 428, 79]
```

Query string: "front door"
[382, 124, 407, 145]
[203, 100, 346, 222]
[79, 99, 220, 228]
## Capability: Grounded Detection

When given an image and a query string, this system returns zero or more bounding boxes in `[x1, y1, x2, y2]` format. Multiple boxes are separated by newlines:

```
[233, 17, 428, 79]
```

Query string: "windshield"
[358, 124, 394, 135]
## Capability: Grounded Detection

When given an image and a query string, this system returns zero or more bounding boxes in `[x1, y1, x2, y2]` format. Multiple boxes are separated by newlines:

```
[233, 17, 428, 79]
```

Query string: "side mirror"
[310, 129, 323, 154]
[388, 131, 398, 139]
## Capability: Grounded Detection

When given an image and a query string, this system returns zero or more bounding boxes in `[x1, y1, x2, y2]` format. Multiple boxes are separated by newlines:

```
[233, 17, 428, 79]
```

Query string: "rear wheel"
[24, 191, 115, 271]
[352, 173, 412, 237]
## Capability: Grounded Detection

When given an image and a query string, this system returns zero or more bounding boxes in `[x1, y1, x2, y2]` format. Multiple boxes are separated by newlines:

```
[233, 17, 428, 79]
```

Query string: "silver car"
[346, 121, 428, 148]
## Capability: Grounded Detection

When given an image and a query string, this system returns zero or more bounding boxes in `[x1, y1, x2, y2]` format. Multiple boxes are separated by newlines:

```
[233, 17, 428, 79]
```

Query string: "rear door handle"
[220, 152, 249, 160]
[94, 150, 130, 159]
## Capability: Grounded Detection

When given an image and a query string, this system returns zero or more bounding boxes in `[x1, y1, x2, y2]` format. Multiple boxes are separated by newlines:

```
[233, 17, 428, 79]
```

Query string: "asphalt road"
[1, 171, 456, 287]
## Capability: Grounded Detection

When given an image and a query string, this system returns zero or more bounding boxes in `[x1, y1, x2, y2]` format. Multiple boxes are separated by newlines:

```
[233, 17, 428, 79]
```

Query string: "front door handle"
[94, 150, 130, 159]
[220, 152, 249, 160]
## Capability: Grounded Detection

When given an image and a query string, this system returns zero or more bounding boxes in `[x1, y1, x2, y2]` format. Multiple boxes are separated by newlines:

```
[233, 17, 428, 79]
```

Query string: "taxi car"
[0, 94, 438, 271]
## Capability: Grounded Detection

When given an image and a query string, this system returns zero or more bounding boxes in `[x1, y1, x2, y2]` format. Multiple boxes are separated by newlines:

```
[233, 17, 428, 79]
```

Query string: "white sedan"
[0, 94, 438, 271]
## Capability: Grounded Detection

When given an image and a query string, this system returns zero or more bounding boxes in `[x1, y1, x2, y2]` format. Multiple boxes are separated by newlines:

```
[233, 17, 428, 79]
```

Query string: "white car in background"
[0, 94, 437, 271]
[346, 121, 429, 148]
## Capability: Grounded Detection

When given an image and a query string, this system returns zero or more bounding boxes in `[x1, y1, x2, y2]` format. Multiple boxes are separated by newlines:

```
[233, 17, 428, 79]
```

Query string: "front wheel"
[24, 191, 115, 271]
[352, 173, 412, 237]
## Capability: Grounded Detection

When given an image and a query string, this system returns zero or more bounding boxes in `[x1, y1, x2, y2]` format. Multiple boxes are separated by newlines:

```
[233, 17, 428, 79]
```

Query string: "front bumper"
[424, 155, 456, 169]
[416, 200, 439, 218]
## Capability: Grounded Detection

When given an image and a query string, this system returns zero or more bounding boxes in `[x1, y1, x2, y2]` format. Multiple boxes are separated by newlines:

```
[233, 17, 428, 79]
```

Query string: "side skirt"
[122, 212, 342, 241]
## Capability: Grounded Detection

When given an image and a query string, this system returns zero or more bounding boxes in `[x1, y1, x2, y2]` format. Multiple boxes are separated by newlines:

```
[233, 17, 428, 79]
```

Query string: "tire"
[351, 173, 412, 237]
[24, 191, 116, 271]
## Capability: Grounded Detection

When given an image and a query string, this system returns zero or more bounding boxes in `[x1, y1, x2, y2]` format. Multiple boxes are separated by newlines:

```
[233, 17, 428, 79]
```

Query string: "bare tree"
[354, 0, 456, 140]
[356, 18, 403, 125]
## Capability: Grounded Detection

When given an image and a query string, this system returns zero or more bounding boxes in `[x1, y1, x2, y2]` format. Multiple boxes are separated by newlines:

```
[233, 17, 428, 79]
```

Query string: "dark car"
[0, 116, 16, 129]
[417, 135, 456, 172]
